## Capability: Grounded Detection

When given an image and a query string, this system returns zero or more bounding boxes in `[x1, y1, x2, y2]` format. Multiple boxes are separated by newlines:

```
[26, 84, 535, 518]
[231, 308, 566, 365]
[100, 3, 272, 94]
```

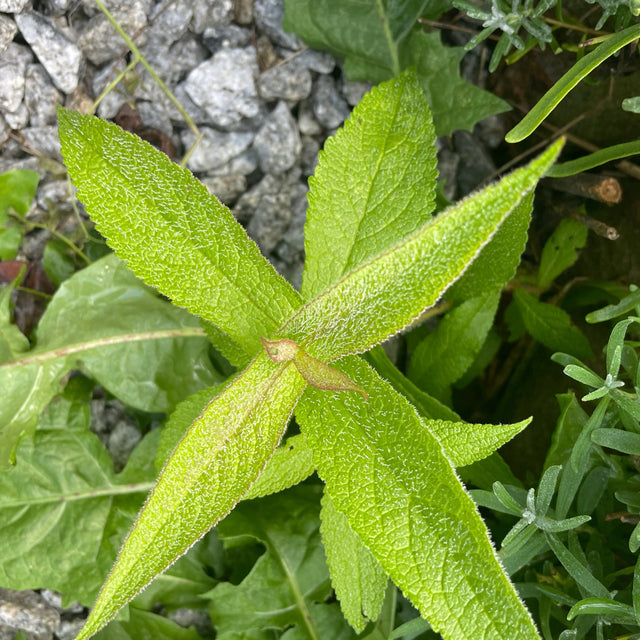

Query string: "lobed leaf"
[301, 70, 438, 299]
[74, 352, 306, 640]
[296, 356, 540, 640]
[279, 140, 563, 364]
[283, 0, 427, 81]
[57, 107, 302, 357]
[402, 30, 510, 137]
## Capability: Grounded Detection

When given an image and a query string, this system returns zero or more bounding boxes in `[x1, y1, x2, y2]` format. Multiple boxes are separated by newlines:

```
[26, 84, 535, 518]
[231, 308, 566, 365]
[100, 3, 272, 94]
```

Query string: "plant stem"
[91, 0, 200, 139]
[18, 218, 91, 264]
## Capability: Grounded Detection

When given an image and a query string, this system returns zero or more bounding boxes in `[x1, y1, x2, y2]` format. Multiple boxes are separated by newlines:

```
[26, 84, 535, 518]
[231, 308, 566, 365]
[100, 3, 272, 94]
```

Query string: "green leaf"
[544, 393, 589, 469]
[243, 434, 315, 500]
[402, 29, 510, 137]
[0, 390, 154, 606]
[537, 218, 588, 288]
[281, 141, 562, 364]
[591, 428, 640, 456]
[155, 385, 222, 472]
[75, 352, 307, 640]
[57, 107, 302, 358]
[506, 23, 640, 142]
[301, 69, 437, 300]
[447, 192, 534, 304]
[408, 291, 501, 401]
[546, 141, 640, 178]
[0, 275, 30, 362]
[132, 537, 218, 612]
[0, 169, 39, 221]
[93, 608, 202, 640]
[283, 0, 427, 81]
[513, 289, 593, 359]
[42, 239, 76, 286]
[35, 254, 221, 412]
[206, 486, 356, 640]
[296, 356, 540, 640]
[0, 226, 25, 260]
[283, 3, 509, 135]
[320, 491, 387, 632]
[430, 417, 532, 468]
[0, 255, 221, 467]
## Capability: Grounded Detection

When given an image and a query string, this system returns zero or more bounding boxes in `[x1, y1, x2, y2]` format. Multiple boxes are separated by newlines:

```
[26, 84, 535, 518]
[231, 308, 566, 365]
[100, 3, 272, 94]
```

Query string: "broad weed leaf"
[283, 2, 508, 135]
[57, 107, 302, 358]
[0, 389, 154, 606]
[280, 139, 563, 364]
[296, 356, 540, 639]
[75, 353, 306, 640]
[206, 486, 355, 640]
[283, 0, 427, 81]
[0, 254, 220, 467]
[301, 70, 437, 299]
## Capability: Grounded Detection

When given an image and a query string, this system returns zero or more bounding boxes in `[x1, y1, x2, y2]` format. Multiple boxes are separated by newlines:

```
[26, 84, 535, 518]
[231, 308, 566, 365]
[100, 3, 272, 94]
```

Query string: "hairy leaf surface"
[408, 291, 501, 401]
[296, 356, 539, 639]
[302, 70, 437, 299]
[75, 353, 306, 640]
[320, 491, 387, 632]
[57, 108, 302, 357]
[280, 141, 562, 364]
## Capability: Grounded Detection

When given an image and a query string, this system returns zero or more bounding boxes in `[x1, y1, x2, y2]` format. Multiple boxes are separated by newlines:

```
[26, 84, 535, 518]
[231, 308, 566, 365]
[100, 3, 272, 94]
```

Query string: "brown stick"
[548, 173, 622, 204]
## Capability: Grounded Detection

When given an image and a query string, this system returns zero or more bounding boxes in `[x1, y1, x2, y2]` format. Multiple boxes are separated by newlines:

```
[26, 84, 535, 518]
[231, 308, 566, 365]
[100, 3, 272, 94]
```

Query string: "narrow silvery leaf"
[296, 356, 540, 640]
[74, 352, 306, 640]
[279, 140, 563, 363]
[302, 69, 438, 299]
[57, 108, 302, 357]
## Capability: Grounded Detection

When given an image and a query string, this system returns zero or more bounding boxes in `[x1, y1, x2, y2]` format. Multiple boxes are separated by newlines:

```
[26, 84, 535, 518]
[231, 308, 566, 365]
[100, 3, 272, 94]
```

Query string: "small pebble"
[0, 15, 17, 55]
[253, 0, 301, 50]
[311, 75, 350, 129]
[256, 59, 312, 102]
[15, 11, 82, 94]
[0, 43, 32, 114]
[182, 127, 255, 173]
[253, 101, 301, 174]
[184, 47, 261, 128]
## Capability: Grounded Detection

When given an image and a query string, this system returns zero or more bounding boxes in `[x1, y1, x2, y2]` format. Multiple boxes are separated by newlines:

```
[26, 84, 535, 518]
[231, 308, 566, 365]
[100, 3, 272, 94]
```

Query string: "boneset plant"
[57, 70, 561, 639]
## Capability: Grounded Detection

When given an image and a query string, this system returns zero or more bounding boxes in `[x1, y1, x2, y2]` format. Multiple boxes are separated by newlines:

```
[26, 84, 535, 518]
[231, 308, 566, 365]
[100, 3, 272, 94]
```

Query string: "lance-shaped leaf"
[279, 140, 563, 363]
[296, 356, 540, 640]
[320, 490, 388, 632]
[74, 352, 307, 640]
[301, 69, 438, 300]
[57, 107, 302, 357]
